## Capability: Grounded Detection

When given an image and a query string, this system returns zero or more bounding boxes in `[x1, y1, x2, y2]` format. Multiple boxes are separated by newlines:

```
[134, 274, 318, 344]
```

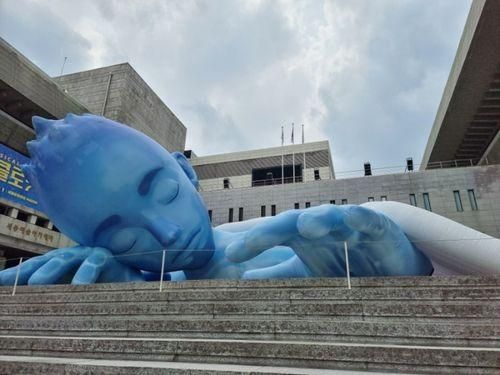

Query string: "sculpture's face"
[24, 114, 214, 272]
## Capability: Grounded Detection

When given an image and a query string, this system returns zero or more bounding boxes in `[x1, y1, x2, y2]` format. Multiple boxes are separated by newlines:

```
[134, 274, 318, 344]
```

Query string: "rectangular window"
[305, 202, 311, 208]
[330, 200, 335, 205]
[35, 217, 49, 228]
[341, 199, 348, 205]
[238, 207, 244, 221]
[0, 203, 8, 216]
[294, 203, 299, 209]
[208, 210, 212, 222]
[261, 205, 266, 217]
[17, 211, 29, 222]
[453, 191, 463, 212]
[409, 194, 417, 207]
[381, 196, 387, 201]
[368, 197, 374, 202]
[423, 193, 432, 211]
[223, 178, 230, 189]
[271, 205, 276, 216]
[228, 208, 234, 222]
[314, 169, 320, 180]
[468, 189, 478, 211]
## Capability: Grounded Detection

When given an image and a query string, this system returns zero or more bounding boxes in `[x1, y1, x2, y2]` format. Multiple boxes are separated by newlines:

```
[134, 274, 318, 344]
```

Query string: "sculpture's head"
[23, 114, 214, 272]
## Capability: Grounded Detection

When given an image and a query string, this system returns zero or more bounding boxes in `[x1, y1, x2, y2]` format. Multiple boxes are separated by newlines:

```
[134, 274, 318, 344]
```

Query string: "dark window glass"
[330, 200, 335, 205]
[341, 199, 348, 205]
[17, 211, 29, 222]
[381, 196, 387, 201]
[0, 203, 8, 216]
[453, 191, 463, 212]
[368, 197, 374, 202]
[314, 169, 320, 180]
[238, 207, 244, 221]
[423, 193, 431, 211]
[35, 217, 49, 227]
[409, 194, 417, 206]
[228, 208, 234, 222]
[208, 210, 212, 222]
[294, 203, 299, 209]
[271, 205, 276, 216]
[305, 202, 311, 208]
[468, 189, 478, 211]
[223, 178, 230, 189]
[261, 205, 266, 217]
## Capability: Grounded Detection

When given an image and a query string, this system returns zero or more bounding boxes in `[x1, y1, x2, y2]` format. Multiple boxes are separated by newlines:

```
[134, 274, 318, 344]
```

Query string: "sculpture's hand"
[225, 205, 433, 277]
[0, 246, 144, 285]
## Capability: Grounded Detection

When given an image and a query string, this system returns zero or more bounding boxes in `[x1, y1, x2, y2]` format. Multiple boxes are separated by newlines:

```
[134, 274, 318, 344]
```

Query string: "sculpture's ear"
[171, 152, 199, 189]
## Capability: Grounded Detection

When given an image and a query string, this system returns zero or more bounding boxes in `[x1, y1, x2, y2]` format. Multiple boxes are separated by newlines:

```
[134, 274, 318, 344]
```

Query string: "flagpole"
[281, 126, 284, 185]
[291, 123, 295, 184]
[302, 124, 306, 182]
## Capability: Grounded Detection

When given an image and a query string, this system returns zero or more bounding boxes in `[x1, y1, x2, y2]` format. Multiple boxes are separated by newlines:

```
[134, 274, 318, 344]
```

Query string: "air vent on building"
[406, 157, 414, 172]
[364, 162, 372, 176]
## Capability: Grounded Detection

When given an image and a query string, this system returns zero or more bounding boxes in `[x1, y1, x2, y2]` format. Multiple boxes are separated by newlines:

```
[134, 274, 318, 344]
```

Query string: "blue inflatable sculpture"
[0, 114, 433, 285]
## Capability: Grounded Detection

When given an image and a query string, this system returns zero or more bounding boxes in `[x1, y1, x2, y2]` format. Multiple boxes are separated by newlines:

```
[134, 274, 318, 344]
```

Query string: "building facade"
[199, 163, 500, 238]
[54, 63, 187, 153]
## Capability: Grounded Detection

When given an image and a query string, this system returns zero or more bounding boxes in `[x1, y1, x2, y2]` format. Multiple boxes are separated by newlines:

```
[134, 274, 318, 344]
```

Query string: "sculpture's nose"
[145, 216, 181, 248]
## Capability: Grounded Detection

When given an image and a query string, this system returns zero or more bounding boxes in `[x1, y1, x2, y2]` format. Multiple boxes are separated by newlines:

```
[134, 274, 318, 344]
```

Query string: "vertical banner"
[0, 144, 39, 210]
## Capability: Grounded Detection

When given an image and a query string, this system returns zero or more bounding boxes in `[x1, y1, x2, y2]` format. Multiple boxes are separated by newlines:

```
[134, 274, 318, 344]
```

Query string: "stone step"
[0, 336, 498, 374]
[0, 300, 497, 320]
[2, 275, 500, 295]
[0, 317, 498, 347]
[0, 355, 412, 375]
[1, 286, 499, 305]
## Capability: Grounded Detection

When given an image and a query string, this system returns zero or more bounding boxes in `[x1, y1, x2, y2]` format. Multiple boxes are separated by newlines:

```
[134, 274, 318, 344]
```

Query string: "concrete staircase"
[0, 276, 499, 374]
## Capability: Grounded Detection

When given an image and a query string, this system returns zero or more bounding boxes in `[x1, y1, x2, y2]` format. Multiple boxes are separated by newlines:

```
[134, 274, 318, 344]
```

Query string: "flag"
[301, 124, 304, 144]
[291, 123, 294, 144]
[281, 126, 284, 146]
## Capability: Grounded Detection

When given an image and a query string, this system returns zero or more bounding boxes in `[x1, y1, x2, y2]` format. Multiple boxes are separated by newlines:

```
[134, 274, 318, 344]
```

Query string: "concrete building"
[54, 63, 186, 153]
[421, 0, 500, 169]
[189, 141, 334, 192]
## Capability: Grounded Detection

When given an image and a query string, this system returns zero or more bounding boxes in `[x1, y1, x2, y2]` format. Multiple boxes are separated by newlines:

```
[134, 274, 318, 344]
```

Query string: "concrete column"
[45, 221, 54, 230]
[7, 208, 18, 219]
[28, 215, 37, 224]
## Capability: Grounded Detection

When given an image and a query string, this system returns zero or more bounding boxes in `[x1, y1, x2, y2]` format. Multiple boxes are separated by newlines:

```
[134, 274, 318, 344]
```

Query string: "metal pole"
[159, 250, 166, 292]
[12, 257, 23, 296]
[344, 242, 351, 290]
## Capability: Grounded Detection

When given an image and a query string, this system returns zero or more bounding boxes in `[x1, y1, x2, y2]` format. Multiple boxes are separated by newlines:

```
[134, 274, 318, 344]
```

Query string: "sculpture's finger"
[226, 211, 301, 263]
[297, 205, 346, 239]
[72, 248, 110, 285]
[28, 255, 82, 285]
[0, 256, 51, 285]
[343, 205, 389, 239]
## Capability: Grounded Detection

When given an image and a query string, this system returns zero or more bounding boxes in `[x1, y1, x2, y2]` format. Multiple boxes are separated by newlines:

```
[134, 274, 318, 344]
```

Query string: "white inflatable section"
[363, 201, 500, 275]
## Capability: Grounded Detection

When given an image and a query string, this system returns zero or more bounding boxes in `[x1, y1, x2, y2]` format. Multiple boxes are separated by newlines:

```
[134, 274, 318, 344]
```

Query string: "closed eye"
[138, 167, 163, 196]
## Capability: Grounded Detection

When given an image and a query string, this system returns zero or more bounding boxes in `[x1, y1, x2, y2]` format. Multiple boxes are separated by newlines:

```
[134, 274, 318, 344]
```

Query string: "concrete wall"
[54, 63, 187, 152]
[201, 164, 500, 238]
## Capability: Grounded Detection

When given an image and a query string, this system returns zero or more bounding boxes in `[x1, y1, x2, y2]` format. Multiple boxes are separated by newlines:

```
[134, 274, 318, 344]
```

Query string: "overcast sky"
[0, 0, 472, 175]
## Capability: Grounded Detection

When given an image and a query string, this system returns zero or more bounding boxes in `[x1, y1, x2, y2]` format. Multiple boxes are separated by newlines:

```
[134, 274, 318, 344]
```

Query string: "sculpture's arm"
[225, 204, 433, 277]
[0, 246, 144, 285]
[362, 201, 500, 275]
